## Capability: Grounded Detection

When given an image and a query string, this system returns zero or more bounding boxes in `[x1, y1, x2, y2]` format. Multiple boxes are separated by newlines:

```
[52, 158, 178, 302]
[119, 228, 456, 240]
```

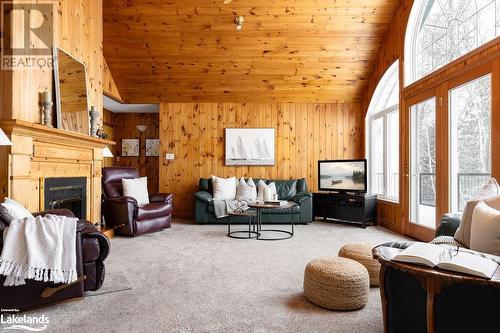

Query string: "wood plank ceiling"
[103, 0, 398, 103]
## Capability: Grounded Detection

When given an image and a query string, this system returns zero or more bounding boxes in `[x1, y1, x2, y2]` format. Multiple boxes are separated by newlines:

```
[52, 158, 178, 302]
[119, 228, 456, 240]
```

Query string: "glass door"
[449, 74, 492, 212]
[409, 96, 437, 238]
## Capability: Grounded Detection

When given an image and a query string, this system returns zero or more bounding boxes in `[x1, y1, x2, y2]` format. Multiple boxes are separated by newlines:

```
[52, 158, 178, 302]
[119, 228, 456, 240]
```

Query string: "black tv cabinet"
[313, 192, 377, 228]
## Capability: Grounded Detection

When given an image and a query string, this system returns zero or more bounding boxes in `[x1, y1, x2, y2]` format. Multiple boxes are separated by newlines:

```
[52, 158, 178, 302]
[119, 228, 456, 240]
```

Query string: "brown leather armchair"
[0, 208, 110, 312]
[102, 167, 173, 236]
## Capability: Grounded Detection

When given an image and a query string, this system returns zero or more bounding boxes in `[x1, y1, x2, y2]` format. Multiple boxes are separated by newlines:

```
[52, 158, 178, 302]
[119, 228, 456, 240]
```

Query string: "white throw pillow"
[0, 197, 34, 223]
[470, 201, 500, 256]
[256, 180, 277, 202]
[211, 175, 237, 200]
[122, 177, 150, 205]
[475, 178, 500, 199]
[235, 177, 257, 201]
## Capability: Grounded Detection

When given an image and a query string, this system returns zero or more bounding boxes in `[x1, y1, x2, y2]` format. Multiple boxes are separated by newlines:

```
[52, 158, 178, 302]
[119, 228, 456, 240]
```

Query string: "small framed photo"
[122, 139, 140, 157]
[146, 139, 160, 157]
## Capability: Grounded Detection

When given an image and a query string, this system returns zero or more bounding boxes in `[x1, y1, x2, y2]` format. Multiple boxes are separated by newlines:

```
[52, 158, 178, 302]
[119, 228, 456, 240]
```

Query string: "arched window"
[405, 0, 500, 85]
[366, 60, 399, 200]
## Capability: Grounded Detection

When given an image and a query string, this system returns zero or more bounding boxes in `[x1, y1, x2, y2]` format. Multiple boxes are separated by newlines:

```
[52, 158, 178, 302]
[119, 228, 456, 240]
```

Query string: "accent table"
[373, 245, 500, 333]
[247, 202, 297, 241]
[227, 209, 258, 239]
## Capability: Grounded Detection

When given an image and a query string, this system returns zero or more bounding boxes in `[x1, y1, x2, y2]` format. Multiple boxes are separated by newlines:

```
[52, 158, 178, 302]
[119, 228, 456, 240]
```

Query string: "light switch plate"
[165, 153, 175, 160]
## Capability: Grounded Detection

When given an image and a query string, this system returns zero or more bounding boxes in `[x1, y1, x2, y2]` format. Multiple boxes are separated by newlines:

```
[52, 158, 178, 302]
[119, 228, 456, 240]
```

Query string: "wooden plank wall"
[360, 0, 412, 235]
[2, 0, 103, 125]
[102, 109, 115, 168]
[112, 113, 160, 193]
[103, 58, 123, 102]
[159, 102, 363, 218]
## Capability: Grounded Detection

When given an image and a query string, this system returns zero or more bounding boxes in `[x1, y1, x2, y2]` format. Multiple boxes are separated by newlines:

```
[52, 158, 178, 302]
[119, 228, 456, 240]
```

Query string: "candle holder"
[89, 106, 99, 137]
[41, 91, 53, 128]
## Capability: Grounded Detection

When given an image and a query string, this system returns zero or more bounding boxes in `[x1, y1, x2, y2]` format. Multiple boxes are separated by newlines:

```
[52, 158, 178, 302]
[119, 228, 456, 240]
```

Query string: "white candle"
[42, 90, 52, 103]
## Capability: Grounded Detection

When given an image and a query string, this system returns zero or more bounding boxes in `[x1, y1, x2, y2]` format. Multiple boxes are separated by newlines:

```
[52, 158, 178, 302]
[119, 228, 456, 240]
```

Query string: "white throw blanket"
[0, 214, 78, 286]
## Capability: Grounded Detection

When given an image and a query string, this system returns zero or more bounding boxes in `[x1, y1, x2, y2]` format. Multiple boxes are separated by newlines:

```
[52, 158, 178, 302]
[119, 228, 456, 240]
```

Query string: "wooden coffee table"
[373, 245, 500, 333]
[247, 202, 297, 240]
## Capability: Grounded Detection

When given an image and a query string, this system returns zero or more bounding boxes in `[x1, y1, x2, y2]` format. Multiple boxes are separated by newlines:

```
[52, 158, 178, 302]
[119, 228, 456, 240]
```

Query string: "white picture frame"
[145, 139, 160, 157]
[122, 139, 140, 157]
[225, 128, 275, 166]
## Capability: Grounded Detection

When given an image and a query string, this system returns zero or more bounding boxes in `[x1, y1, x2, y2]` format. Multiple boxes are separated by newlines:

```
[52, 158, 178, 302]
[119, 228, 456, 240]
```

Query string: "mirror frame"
[53, 46, 91, 134]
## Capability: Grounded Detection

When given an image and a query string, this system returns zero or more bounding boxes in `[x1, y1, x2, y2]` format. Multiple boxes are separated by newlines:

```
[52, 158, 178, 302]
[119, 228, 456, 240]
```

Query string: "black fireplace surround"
[44, 177, 87, 219]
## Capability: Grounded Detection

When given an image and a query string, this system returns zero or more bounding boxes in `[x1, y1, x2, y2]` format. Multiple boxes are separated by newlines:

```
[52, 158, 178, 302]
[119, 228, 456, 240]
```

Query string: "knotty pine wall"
[159, 102, 364, 218]
[111, 113, 160, 194]
[0, 0, 103, 124]
[360, 0, 411, 234]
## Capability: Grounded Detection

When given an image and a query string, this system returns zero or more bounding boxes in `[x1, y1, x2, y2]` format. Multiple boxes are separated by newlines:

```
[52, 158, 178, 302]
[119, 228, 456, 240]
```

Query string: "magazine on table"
[264, 200, 288, 206]
[393, 242, 498, 279]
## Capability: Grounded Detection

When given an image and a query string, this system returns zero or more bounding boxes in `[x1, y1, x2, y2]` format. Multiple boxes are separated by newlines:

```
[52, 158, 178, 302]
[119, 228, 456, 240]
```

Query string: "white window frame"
[366, 60, 400, 202]
[368, 105, 399, 202]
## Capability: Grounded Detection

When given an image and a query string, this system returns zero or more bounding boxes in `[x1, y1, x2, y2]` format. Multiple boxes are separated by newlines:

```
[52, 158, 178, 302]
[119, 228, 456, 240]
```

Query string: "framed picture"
[225, 128, 275, 166]
[122, 139, 140, 157]
[145, 139, 160, 157]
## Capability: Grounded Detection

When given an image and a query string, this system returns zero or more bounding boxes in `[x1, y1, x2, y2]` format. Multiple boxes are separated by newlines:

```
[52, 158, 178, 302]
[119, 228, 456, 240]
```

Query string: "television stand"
[312, 192, 377, 228]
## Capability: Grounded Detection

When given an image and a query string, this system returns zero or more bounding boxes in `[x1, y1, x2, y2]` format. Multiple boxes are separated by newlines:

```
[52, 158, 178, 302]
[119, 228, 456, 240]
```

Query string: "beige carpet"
[26, 220, 408, 333]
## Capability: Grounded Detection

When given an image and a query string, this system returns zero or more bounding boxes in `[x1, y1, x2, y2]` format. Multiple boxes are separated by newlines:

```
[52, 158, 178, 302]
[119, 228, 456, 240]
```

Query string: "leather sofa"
[0, 209, 110, 312]
[194, 177, 313, 224]
[376, 213, 500, 333]
[102, 167, 173, 236]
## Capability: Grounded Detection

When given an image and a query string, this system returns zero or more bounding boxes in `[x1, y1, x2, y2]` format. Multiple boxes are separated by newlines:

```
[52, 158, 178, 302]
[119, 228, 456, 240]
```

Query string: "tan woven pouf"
[303, 257, 369, 310]
[338, 243, 380, 287]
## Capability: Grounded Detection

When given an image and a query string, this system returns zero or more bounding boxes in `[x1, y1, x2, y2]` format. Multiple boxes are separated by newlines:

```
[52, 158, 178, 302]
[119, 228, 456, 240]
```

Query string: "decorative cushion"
[303, 257, 369, 310]
[235, 177, 257, 201]
[256, 180, 276, 202]
[338, 243, 380, 287]
[211, 175, 237, 200]
[0, 198, 34, 223]
[122, 177, 150, 205]
[475, 178, 500, 198]
[454, 195, 500, 248]
[470, 201, 500, 256]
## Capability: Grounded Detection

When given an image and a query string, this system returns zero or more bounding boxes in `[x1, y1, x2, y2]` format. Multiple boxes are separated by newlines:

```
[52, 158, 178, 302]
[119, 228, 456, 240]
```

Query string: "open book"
[393, 242, 498, 279]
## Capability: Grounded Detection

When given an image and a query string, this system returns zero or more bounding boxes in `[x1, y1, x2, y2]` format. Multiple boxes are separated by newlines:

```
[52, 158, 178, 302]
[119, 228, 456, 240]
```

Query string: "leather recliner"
[102, 167, 173, 236]
[0, 208, 110, 312]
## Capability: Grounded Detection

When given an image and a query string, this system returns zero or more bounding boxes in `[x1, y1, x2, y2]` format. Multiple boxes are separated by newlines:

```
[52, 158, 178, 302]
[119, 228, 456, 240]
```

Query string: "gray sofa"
[194, 178, 313, 224]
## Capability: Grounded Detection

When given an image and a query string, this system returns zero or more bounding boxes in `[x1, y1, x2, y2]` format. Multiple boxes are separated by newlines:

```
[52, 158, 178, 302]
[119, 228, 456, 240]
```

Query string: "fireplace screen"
[44, 177, 87, 219]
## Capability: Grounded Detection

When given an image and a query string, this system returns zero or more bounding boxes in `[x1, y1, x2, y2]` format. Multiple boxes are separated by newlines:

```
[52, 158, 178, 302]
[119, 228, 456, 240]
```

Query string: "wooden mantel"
[0, 119, 115, 148]
[0, 120, 115, 226]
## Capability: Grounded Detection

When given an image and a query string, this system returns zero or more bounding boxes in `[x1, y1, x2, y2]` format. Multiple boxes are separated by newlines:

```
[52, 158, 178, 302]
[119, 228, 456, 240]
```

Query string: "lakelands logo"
[0, 314, 49, 331]
[1, 1, 54, 70]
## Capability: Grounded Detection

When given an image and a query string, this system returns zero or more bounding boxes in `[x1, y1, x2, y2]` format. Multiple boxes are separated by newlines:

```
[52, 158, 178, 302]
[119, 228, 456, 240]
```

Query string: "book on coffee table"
[393, 242, 498, 279]
[264, 200, 289, 206]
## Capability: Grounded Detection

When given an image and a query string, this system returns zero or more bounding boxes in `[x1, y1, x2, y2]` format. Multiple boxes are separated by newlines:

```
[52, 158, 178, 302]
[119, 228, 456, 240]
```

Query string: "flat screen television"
[318, 159, 367, 193]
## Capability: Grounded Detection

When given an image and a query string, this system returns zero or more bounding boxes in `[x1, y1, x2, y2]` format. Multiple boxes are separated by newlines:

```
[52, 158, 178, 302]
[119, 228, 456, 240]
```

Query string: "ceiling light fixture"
[235, 16, 244, 31]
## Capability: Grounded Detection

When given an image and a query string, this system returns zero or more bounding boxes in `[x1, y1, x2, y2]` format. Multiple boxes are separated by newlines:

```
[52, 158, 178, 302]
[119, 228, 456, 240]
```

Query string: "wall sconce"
[103, 146, 113, 158]
[136, 125, 148, 133]
[235, 16, 244, 31]
[0, 128, 12, 146]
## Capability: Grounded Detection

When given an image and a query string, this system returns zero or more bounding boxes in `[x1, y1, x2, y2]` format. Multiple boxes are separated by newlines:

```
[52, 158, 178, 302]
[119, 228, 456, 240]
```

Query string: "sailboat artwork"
[225, 128, 275, 166]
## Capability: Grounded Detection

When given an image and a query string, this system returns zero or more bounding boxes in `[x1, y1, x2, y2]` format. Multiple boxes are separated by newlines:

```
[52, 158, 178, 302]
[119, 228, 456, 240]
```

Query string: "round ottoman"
[338, 243, 380, 287]
[303, 257, 369, 310]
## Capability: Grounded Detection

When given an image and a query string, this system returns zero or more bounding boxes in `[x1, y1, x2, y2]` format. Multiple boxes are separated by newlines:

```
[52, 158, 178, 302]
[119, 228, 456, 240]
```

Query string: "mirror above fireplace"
[53, 47, 90, 135]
